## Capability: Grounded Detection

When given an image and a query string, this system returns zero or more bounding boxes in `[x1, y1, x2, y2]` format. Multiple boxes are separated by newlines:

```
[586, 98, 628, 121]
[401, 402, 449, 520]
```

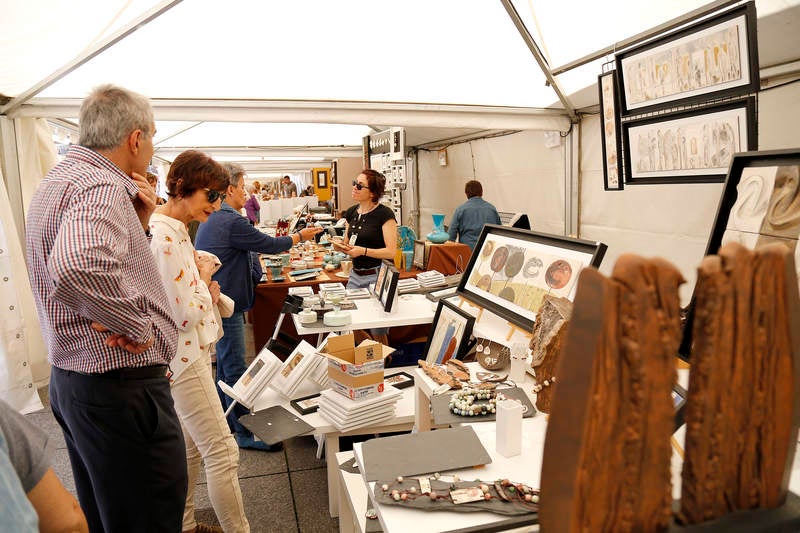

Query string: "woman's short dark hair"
[465, 180, 483, 198]
[361, 168, 386, 202]
[165, 150, 230, 198]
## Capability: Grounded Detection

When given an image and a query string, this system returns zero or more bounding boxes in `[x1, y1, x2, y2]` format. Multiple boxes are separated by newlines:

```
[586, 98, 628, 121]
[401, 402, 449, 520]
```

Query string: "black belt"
[353, 267, 378, 276]
[91, 365, 168, 380]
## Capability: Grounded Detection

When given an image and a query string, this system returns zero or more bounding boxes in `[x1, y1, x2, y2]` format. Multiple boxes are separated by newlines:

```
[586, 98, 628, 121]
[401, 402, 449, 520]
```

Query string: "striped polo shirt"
[25, 145, 177, 373]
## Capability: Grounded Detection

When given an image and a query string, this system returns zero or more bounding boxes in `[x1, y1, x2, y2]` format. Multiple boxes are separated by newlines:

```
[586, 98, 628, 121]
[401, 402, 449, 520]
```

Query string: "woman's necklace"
[357, 202, 378, 217]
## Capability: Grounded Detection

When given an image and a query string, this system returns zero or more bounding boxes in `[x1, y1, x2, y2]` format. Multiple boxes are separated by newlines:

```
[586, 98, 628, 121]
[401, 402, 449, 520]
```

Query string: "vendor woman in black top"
[333, 169, 397, 342]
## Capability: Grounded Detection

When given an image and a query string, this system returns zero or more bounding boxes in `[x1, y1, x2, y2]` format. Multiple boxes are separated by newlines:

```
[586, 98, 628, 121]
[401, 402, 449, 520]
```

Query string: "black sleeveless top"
[343, 204, 395, 270]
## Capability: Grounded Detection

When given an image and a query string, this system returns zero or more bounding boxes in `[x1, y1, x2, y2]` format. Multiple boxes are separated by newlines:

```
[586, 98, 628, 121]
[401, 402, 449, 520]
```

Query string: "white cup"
[341, 260, 353, 275]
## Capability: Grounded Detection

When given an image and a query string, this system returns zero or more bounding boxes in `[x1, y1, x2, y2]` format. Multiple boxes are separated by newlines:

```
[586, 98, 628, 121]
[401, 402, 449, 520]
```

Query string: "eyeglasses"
[203, 188, 227, 203]
[352, 180, 367, 191]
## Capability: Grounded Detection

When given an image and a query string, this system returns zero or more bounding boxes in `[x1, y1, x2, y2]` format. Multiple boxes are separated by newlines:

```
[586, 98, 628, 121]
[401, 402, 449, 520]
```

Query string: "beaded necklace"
[449, 387, 498, 416]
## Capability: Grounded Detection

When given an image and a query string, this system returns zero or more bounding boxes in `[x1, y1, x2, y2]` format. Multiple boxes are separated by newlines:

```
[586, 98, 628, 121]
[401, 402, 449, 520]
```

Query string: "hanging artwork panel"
[615, 2, 758, 115]
[622, 97, 756, 185]
[598, 71, 624, 190]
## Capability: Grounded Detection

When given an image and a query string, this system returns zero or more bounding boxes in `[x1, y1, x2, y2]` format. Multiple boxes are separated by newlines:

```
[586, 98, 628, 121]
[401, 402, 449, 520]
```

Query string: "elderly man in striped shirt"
[26, 85, 187, 532]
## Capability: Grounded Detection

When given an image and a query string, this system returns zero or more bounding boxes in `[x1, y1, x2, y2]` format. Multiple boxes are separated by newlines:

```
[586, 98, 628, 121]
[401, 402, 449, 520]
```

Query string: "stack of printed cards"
[317, 385, 402, 432]
[219, 346, 282, 409]
[344, 287, 371, 300]
[397, 277, 420, 294]
[269, 341, 327, 399]
[288, 286, 314, 297]
[417, 270, 446, 288]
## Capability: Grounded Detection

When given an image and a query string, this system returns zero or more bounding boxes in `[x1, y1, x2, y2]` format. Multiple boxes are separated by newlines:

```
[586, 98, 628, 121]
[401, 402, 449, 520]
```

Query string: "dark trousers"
[50, 366, 187, 533]
[215, 312, 252, 438]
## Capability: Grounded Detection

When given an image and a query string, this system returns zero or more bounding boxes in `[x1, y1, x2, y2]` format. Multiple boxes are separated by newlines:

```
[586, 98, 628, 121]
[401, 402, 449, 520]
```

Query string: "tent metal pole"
[0, 117, 25, 246]
[498, 0, 577, 123]
[0, 0, 184, 116]
[550, 0, 739, 76]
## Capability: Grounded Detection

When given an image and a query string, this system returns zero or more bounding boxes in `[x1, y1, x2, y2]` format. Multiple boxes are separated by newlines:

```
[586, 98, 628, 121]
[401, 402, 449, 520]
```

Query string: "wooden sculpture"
[528, 294, 572, 413]
[539, 255, 684, 533]
[678, 242, 800, 525]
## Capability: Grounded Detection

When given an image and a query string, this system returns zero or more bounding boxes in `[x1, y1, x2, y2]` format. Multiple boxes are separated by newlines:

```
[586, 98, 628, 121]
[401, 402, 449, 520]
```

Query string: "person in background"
[447, 179, 501, 250]
[0, 399, 88, 532]
[280, 175, 298, 198]
[332, 169, 397, 344]
[195, 163, 321, 451]
[25, 84, 187, 532]
[244, 184, 260, 226]
[146, 171, 166, 204]
[149, 150, 248, 533]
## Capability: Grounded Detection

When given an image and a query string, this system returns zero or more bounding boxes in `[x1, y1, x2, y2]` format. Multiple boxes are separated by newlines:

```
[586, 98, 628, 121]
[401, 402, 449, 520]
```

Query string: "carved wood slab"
[678, 242, 800, 524]
[540, 255, 684, 533]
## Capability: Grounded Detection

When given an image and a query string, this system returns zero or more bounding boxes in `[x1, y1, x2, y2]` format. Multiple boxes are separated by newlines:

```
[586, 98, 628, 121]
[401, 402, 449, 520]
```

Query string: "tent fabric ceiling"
[4, 0, 798, 169]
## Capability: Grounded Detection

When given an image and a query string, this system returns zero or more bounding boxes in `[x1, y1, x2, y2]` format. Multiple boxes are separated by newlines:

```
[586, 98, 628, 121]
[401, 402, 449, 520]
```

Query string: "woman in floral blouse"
[149, 150, 249, 533]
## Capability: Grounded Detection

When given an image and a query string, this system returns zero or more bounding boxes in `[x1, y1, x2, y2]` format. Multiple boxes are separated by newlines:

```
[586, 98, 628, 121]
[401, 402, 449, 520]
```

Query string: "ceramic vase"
[426, 213, 449, 243]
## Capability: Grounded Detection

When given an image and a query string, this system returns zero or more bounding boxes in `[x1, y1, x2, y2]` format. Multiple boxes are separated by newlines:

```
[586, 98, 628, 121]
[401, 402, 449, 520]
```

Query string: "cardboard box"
[319, 334, 394, 399]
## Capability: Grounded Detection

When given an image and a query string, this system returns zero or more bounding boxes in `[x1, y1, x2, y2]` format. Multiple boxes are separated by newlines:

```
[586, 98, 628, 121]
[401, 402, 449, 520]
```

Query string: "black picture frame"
[457, 225, 607, 331]
[384, 371, 415, 390]
[290, 392, 322, 415]
[615, 2, 758, 116]
[622, 97, 756, 185]
[316, 170, 328, 189]
[379, 264, 400, 312]
[413, 239, 427, 269]
[679, 148, 800, 359]
[423, 299, 476, 364]
[373, 260, 390, 298]
[598, 71, 623, 191]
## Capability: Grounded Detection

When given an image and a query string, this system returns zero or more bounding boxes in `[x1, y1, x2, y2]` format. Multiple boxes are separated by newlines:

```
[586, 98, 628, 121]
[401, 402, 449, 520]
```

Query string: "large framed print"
[423, 300, 476, 364]
[598, 71, 623, 190]
[679, 148, 800, 358]
[616, 2, 758, 115]
[622, 97, 756, 185]
[457, 225, 607, 331]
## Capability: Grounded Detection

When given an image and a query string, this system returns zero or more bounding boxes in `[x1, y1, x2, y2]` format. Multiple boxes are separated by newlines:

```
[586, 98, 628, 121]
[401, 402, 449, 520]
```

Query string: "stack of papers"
[344, 287, 372, 300]
[318, 385, 403, 432]
[397, 278, 420, 294]
[417, 270, 446, 288]
[318, 282, 346, 297]
[288, 286, 314, 297]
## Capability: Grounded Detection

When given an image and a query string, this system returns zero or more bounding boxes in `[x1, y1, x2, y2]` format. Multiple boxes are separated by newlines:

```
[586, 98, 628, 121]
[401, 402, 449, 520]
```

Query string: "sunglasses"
[352, 180, 368, 191]
[203, 188, 227, 203]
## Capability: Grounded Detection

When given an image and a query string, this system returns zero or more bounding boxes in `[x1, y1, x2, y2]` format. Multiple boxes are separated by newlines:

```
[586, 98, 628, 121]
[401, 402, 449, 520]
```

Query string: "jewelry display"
[449, 387, 498, 416]
[374, 477, 539, 516]
[475, 337, 511, 371]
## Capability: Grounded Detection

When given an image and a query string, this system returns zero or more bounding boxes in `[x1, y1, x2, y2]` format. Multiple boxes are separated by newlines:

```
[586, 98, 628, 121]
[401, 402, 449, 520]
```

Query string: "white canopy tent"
[2, 0, 800, 409]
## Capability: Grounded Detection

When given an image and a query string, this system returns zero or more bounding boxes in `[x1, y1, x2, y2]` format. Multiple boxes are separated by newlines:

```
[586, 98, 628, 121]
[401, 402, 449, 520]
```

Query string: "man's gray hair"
[79, 84, 154, 150]
[222, 162, 245, 187]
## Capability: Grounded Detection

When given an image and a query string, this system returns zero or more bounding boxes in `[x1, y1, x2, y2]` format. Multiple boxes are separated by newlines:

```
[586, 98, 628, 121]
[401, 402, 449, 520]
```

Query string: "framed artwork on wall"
[622, 97, 756, 185]
[423, 300, 476, 365]
[598, 71, 623, 190]
[616, 2, 758, 115]
[317, 170, 328, 188]
[679, 148, 800, 358]
[457, 225, 607, 331]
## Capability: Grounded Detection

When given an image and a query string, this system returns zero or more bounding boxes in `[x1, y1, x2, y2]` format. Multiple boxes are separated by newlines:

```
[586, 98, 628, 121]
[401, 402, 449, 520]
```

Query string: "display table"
[353, 419, 546, 532]
[251, 266, 424, 353]
[426, 242, 472, 275]
[252, 367, 423, 518]
[259, 195, 318, 222]
[336, 450, 373, 533]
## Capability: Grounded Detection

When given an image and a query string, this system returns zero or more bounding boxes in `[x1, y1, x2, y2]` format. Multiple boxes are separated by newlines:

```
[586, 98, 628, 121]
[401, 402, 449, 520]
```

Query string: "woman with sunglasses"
[333, 169, 398, 343]
[149, 150, 250, 533]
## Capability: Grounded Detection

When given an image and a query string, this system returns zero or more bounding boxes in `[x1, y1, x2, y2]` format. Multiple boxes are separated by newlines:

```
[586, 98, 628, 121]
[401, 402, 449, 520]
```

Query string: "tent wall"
[579, 82, 800, 305]
[415, 130, 566, 239]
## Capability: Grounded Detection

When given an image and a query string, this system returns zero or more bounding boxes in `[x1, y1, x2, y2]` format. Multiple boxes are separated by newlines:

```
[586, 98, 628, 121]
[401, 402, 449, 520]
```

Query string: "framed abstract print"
[622, 97, 756, 185]
[598, 71, 623, 190]
[616, 2, 758, 115]
[457, 225, 607, 331]
[423, 300, 476, 365]
[679, 148, 800, 357]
